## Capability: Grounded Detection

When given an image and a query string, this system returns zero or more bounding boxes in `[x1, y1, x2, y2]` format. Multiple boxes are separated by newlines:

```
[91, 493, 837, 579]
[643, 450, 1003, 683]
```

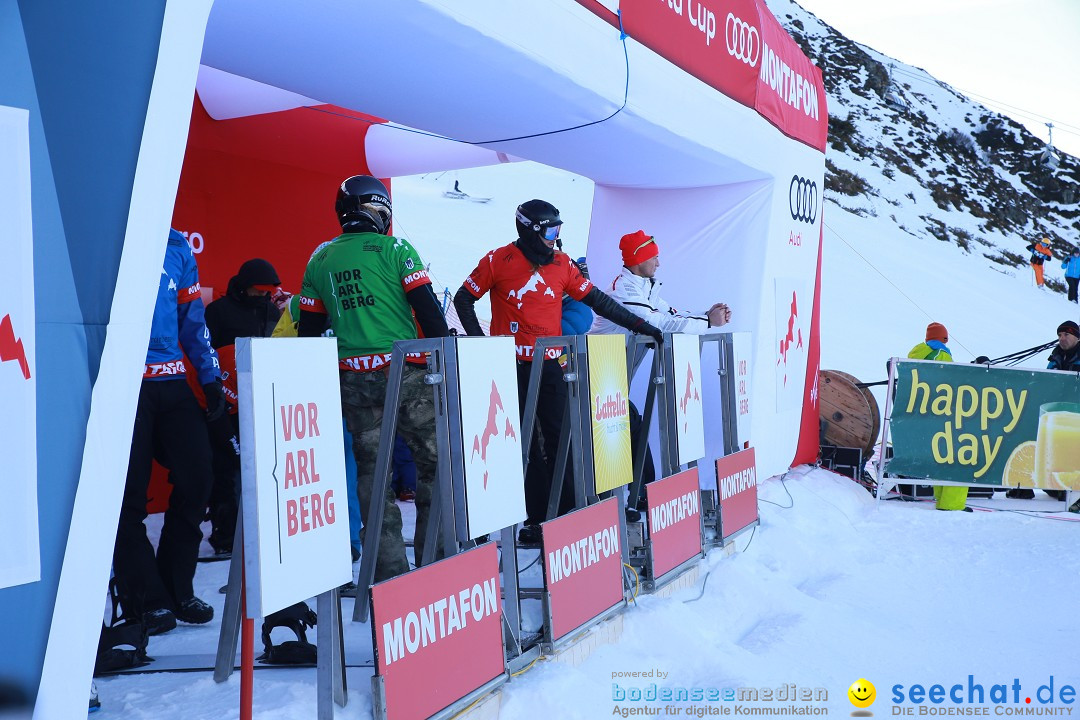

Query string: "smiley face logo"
[848, 678, 876, 709]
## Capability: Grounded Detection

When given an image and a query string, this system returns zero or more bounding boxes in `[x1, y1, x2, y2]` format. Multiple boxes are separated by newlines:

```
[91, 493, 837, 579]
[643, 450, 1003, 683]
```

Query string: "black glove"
[637, 320, 664, 345]
[203, 380, 227, 422]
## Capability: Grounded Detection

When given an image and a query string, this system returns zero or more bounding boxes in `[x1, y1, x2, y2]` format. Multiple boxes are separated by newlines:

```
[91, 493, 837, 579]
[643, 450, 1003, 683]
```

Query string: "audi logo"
[726, 13, 760, 67]
[789, 176, 818, 224]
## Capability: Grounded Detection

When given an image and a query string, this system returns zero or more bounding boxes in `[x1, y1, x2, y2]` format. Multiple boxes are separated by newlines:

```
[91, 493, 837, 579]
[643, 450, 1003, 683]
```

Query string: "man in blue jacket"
[1061, 250, 1080, 303]
[112, 228, 224, 635]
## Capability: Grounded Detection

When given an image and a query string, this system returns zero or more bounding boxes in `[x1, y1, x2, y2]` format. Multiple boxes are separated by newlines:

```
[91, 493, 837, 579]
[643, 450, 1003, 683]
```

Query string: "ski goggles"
[542, 225, 562, 241]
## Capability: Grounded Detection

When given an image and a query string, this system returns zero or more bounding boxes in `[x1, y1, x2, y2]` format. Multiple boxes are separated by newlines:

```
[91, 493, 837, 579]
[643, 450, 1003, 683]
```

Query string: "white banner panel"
[238, 337, 351, 618]
[0, 105, 38, 590]
[732, 331, 753, 447]
[456, 336, 526, 538]
[774, 277, 809, 413]
[671, 333, 705, 465]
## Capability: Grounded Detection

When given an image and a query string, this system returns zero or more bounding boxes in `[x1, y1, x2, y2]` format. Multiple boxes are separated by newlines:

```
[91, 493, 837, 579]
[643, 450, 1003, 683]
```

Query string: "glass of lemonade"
[1034, 402, 1080, 489]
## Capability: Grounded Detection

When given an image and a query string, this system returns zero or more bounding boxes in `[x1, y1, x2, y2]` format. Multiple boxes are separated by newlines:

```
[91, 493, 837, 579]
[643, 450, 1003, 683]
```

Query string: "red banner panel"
[541, 498, 624, 641]
[620, 0, 759, 109]
[586, 0, 827, 152]
[646, 467, 703, 578]
[371, 543, 505, 720]
[753, 5, 828, 151]
[716, 447, 759, 540]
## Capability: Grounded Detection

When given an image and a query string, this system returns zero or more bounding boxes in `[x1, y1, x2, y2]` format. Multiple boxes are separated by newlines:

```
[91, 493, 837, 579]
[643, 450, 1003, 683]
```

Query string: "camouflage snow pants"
[339, 364, 438, 582]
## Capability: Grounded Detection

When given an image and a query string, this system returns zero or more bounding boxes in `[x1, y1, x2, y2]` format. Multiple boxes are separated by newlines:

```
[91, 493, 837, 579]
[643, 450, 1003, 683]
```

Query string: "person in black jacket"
[202, 258, 283, 554]
[1012, 320, 1080, 501]
[1047, 320, 1080, 371]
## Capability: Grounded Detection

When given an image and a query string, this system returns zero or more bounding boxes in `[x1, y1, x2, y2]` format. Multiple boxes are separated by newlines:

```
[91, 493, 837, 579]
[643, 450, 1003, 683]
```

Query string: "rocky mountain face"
[766, 0, 1080, 293]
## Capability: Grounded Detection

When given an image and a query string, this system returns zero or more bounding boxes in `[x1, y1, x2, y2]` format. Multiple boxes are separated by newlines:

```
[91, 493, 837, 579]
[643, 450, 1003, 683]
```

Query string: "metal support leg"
[317, 588, 347, 717]
[628, 378, 658, 509]
[499, 527, 522, 657]
[422, 486, 442, 567]
[354, 355, 407, 623]
[214, 511, 245, 682]
[875, 359, 897, 507]
[545, 402, 573, 521]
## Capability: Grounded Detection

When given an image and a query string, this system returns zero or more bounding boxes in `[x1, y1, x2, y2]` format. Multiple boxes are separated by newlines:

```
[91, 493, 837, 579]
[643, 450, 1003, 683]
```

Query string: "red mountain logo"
[471, 380, 518, 489]
[679, 363, 700, 433]
[0, 314, 30, 380]
[776, 291, 803, 386]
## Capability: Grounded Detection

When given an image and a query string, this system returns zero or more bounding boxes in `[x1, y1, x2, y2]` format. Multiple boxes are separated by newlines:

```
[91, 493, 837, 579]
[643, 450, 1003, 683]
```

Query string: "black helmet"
[515, 199, 563, 243]
[335, 175, 392, 234]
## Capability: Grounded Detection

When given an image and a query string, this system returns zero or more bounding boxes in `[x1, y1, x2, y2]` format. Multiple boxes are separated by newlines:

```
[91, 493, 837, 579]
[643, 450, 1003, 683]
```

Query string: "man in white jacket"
[591, 230, 731, 510]
[591, 230, 731, 371]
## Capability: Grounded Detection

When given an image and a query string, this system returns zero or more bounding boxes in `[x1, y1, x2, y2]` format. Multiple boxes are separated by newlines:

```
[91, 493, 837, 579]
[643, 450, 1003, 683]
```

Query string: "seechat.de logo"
[849, 678, 876, 715]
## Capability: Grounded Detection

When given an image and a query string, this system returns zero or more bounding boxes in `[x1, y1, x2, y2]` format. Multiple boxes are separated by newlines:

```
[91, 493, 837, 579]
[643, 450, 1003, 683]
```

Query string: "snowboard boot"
[175, 596, 214, 625]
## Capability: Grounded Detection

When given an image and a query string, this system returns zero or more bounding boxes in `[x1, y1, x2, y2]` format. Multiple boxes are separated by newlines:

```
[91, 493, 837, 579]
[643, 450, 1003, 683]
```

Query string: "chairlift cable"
[888, 66, 1080, 137]
[824, 220, 976, 358]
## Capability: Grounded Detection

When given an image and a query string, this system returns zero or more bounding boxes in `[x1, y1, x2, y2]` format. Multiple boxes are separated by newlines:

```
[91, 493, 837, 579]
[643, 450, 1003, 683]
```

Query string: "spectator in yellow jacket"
[907, 322, 969, 511]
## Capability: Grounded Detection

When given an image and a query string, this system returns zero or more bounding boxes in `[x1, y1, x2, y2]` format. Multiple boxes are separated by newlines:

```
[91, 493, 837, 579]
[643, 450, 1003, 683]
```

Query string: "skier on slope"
[1026, 238, 1053, 287]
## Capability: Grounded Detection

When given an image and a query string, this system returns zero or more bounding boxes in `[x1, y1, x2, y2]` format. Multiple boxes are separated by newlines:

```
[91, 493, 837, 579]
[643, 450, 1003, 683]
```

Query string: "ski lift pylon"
[884, 63, 908, 112]
[1040, 122, 1060, 170]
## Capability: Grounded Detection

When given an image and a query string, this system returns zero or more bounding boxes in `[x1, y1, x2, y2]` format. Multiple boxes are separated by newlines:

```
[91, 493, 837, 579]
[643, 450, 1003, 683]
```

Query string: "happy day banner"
[888, 360, 1080, 489]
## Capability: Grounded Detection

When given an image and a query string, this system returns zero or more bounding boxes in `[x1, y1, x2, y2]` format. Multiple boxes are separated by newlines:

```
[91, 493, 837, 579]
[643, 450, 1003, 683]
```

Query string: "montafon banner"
[889, 360, 1080, 489]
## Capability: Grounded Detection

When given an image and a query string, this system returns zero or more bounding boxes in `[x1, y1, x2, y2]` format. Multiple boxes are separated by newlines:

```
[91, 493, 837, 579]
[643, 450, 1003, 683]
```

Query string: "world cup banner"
[456, 336, 526, 538]
[889, 360, 1080, 489]
[671, 333, 705, 465]
[646, 468, 703, 579]
[541, 497, 624, 642]
[371, 542, 505, 720]
[0, 105, 38, 590]
[587, 334, 632, 493]
[237, 337, 352, 618]
[716, 447, 758, 541]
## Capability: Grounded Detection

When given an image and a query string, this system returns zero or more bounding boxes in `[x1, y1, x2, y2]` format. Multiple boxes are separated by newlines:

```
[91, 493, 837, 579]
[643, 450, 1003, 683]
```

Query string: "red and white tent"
[180, 0, 827, 479]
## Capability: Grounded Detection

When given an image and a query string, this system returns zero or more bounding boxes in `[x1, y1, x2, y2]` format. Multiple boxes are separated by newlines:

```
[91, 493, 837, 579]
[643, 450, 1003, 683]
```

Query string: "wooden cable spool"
[818, 369, 881, 456]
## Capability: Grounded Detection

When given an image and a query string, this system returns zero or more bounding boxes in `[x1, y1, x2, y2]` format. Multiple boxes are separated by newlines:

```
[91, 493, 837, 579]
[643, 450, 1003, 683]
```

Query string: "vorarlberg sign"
[237, 337, 352, 618]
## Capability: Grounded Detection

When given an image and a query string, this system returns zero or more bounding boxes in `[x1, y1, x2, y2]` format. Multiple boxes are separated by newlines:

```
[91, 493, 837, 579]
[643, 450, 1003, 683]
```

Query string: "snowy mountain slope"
[766, 0, 1080, 296]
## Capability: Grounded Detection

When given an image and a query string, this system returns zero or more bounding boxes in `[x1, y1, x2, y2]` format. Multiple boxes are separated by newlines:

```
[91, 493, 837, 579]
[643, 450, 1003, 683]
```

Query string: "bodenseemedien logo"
[849, 678, 876, 715]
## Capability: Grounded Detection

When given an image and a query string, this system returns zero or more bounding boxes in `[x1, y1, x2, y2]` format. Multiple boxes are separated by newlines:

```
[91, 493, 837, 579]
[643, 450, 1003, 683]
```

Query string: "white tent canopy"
[196, 0, 826, 478]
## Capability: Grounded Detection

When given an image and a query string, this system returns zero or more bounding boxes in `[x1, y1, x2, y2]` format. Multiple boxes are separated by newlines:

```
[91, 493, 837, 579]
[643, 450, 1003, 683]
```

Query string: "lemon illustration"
[1002, 441, 1036, 489]
[1050, 471, 1080, 490]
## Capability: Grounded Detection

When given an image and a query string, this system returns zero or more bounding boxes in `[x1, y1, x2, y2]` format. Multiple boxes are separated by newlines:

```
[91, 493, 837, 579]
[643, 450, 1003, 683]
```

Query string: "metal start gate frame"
[626, 333, 744, 588]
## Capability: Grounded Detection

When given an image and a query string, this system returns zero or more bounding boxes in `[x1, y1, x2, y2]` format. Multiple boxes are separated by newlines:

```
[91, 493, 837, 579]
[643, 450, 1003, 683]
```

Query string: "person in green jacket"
[907, 322, 969, 511]
[906, 321, 953, 362]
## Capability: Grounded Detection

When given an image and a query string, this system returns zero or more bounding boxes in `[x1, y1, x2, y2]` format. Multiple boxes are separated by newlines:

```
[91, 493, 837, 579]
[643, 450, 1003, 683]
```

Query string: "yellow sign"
[587, 334, 632, 493]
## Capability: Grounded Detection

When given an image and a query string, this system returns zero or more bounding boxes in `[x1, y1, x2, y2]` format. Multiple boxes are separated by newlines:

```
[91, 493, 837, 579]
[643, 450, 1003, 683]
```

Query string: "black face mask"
[515, 234, 555, 266]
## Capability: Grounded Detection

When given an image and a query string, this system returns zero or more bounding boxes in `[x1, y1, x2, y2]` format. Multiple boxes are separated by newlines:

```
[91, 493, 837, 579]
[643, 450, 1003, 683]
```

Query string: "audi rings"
[789, 176, 818, 224]
[726, 13, 760, 66]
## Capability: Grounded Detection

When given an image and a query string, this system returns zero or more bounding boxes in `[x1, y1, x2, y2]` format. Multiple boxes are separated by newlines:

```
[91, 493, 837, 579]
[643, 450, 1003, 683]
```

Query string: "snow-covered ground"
[89, 161, 1080, 719]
